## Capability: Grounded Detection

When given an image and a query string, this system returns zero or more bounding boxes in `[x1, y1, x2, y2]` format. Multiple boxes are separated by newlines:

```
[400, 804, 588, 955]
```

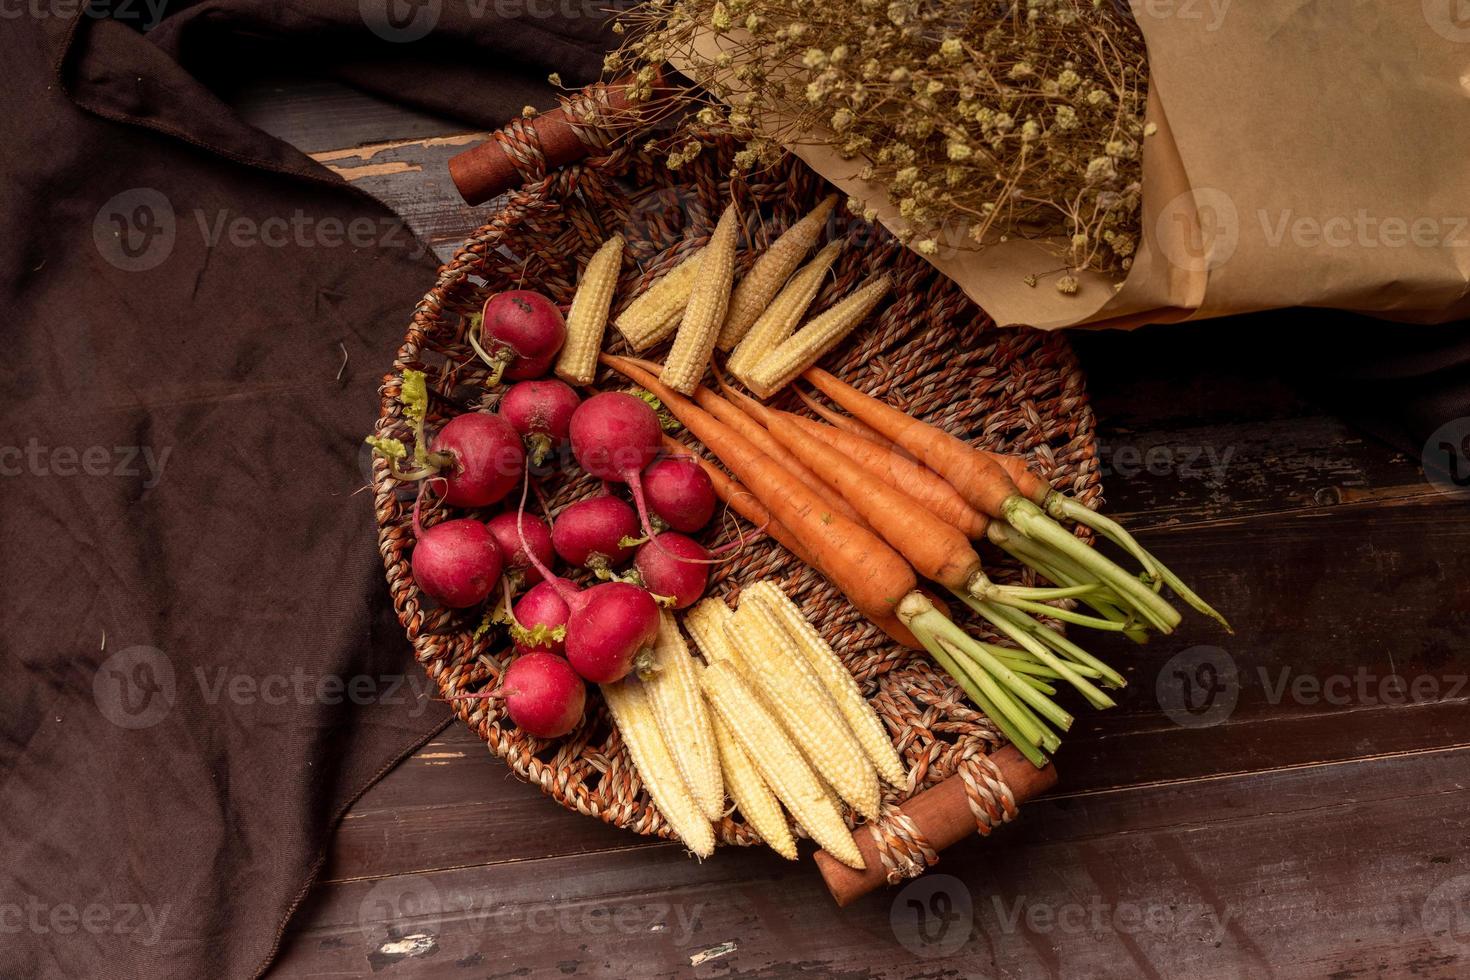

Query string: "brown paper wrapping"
[680, 2, 1470, 328]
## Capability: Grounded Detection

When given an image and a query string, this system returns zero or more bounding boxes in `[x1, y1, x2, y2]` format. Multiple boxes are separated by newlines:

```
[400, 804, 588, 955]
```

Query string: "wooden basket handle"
[448, 73, 666, 205]
[815, 745, 1056, 906]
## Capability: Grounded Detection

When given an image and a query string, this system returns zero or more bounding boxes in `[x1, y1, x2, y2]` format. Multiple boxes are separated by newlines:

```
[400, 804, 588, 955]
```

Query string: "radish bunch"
[371, 291, 727, 741]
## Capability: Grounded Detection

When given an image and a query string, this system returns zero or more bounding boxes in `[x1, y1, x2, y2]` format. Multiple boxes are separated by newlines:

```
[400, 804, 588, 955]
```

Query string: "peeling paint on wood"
[690, 941, 737, 966]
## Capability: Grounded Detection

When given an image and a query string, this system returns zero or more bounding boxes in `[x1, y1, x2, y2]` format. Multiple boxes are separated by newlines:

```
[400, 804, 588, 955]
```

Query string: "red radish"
[569, 391, 666, 543]
[487, 511, 554, 586]
[502, 652, 586, 738]
[641, 456, 716, 532]
[634, 532, 709, 609]
[475, 290, 567, 385]
[562, 581, 660, 683]
[515, 506, 660, 685]
[551, 495, 639, 571]
[411, 518, 503, 608]
[501, 379, 580, 465]
[429, 413, 526, 508]
[511, 580, 573, 656]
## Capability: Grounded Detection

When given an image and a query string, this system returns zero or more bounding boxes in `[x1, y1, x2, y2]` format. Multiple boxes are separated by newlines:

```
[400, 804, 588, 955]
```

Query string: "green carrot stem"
[993, 534, 1153, 645]
[1013, 672, 1058, 696]
[982, 590, 1130, 631]
[914, 620, 1048, 768]
[922, 607, 1074, 731]
[994, 582, 1099, 601]
[987, 603, 1128, 690]
[1044, 491, 1163, 584]
[983, 651, 1066, 680]
[938, 635, 1052, 746]
[1048, 495, 1233, 632]
[998, 684, 1063, 753]
[968, 565, 1122, 630]
[966, 597, 1117, 710]
[985, 642, 1106, 680]
[1003, 498, 1181, 633]
[989, 523, 1132, 612]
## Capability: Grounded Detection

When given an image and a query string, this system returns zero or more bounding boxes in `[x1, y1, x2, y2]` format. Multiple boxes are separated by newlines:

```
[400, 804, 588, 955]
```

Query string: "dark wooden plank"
[228, 75, 468, 153]
[326, 731, 656, 883]
[274, 747, 1470, 978]
[1056, 494, 1470, 789]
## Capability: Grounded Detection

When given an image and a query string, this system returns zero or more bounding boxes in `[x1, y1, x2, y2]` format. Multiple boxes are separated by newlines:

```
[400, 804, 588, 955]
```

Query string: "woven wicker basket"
[370, 132, 1102, 854]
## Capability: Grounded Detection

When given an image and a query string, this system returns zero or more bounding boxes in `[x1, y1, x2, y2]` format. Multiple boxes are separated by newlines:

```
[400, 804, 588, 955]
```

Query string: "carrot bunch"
[600, 353, 1226, 767]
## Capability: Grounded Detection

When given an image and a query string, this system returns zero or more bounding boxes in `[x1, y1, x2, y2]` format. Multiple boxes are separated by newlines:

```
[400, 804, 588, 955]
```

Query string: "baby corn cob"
[556, 234, 624, 385]
[726, 602, 882, 821]
[711, 712, 797, 860]
[641, 612, 724, 821]
[727, 241, 843, 382]
[684, 598, 745, 672]
[742, 581, 907, 789]
[717, 195, 838, 351]
[614, 247, 704, 350]
[662, 204, 739, 394]
[602, 677, 715, 858]
[747, 274, 892, 398]
[700, 660, 863, 869]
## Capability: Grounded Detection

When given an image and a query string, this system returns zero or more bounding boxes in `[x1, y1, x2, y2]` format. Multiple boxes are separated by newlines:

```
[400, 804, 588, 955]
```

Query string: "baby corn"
[556, 234, 624, 385]
[717, 195, 837, 351]
[727, 240, 843, 383]
[683, 598, 745, 672]
[742, 581, 907, 789]
[662, 204, 739, 394]
[711, 712, 797, 860]
[641, 612, 723, 821]
[614, 247, 704, 351]
[603, 677, 715, 858]
[699, 660, 864, 869]
[747, 274, 891, 398]
[726, 602, 882, 821]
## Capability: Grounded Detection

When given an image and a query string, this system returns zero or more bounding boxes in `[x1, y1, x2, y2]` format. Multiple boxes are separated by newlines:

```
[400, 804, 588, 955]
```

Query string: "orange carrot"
[797, 385, 1047, 499]
[660, 438, 923, 650]
[777, 410, 988, 540]
[804, 366, 1022, 517]
[804, 366, 1185, 632]
[982, 451, 1050, 503]
[604, 354, 918, 628]
[796, 388, 895, 449]
[720, 388, 985, 595]
[630, 360, 868, 530]
[658, 435, 817, 568]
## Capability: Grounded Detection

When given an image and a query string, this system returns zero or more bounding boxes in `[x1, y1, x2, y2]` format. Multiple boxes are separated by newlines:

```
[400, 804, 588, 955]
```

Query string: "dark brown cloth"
[0, 4, 612, 979]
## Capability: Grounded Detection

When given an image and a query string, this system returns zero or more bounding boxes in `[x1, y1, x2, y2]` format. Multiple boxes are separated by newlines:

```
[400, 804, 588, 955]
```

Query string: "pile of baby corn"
[553, 195, 886, 400]
[606, 582, 902, 868]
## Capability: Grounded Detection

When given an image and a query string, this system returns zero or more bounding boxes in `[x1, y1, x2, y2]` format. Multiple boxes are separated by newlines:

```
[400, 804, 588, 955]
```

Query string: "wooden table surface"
[237, 79, 1470, 979]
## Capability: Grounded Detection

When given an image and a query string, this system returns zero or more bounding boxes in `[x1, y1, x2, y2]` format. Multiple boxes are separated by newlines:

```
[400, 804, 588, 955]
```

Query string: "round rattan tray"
[370, 134, 1102, 853]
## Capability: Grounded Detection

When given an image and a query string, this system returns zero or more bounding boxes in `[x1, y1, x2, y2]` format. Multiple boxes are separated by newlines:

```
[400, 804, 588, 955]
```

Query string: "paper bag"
[686, 1, 1470, 329]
